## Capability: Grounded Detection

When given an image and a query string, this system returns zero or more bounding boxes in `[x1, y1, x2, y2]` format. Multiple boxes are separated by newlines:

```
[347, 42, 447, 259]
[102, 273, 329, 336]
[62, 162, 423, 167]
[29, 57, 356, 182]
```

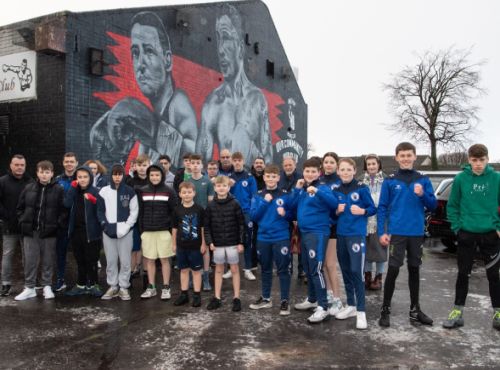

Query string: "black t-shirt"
[172, 203, 205, 250]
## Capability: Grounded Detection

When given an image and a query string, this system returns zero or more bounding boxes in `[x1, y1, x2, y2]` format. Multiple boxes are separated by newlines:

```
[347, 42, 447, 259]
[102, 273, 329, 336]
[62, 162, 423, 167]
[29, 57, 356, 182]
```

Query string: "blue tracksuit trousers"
[337, 235, 366, 312]
[257, 240, 291, 301]
[301, 232, 329, 310]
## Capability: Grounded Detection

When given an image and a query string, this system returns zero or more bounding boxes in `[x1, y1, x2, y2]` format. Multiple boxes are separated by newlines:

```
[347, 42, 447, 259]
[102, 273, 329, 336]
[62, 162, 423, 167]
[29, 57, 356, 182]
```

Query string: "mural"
[88, 4, 305, 170]
[0, 51, 36, 102]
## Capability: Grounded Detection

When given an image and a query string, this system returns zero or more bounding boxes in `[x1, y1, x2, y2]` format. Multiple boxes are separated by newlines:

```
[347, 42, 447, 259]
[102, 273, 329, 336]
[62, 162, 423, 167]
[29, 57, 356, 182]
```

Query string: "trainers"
[0, 284, 12, 296]
[244, 270, 256, 281]
[232, 297, 242, 312]
[141, 285, 157, 299]
[251, 266, 259, 271]
[54, 279, 66, 292]
[88, 285, 104, 297]
[307, 306, 329, 323]
[192, 293, 201, 307]
[356, 312, 368, 330]
[202, 272, 212, 291]
[222, 270, 232, 279]
[379, 305, 391, 327]
[493, 310, 500, 331]
[207, 296, 222, 310]
[442, 307, 464, 329]
[409, 305, 433, 326]
[336, 305, 357, 320]
[249, 297, 272, 310]
[119, 288, 131, 301]
[294, 298, 318, 311]
[328, 298, 344, 317]
[101, 287, 119, 300]
[15, 287, 37, 301]
[65, 284, 87, 296]
[280, 300, 291, 316]
[43, 286, 55, 300]
[35, 284, 43, 290]
[161, 286, 171, 300]
[174, 292, 189, 306]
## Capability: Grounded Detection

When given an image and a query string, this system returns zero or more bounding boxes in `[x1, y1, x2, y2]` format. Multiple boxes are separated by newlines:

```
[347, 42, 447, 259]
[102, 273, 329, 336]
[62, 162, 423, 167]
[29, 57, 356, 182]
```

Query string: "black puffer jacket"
[204, 193, 245, 246]
[17, 180, 65, 238]
[0, 172, 33, 234]
[138, 165, 178, 232]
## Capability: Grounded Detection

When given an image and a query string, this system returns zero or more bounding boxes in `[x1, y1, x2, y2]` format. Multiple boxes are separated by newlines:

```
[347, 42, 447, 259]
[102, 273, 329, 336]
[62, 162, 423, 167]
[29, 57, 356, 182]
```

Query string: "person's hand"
[296, 179, 305, 189]
[337, 203, 346, 214]
[277, 207, 286, 217]
[210, 243, 216, 251]
[229, 179, 236, 187]
[84, 193, 97, 204]
[71, 180, 78, 188]
[237, 244, 244, 253]
[379, 234, 390, 247]
[414, 183, 423, 197]
[200, 243, 207, 254]
[350, 205, 365, 215]
[172, 244, 177, 253]
[306, 186, 317, 195]
[264, 193, 273, 202]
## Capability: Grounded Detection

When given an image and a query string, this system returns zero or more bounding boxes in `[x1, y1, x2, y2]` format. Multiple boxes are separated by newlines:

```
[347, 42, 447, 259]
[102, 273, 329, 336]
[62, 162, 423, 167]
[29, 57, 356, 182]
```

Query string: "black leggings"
[455, 230, 500, 307]
[72, 229, 101, 286]
[382, 264, 420, 308]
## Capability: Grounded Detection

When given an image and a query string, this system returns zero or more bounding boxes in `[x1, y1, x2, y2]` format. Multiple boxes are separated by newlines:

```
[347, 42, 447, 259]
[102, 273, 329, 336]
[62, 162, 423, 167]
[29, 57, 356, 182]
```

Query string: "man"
[251, 157, 266, 191]
[2, 59, 33, 91]
[207, 161, 219, 180]
[278, 156, 302, 192]
[90, 11, 197, 167]
[159, 155, 175, 189]
[53, 152, 78, 291]
[218, 148, 234, 176]
[0, 155, 32, 296]
[196, 4, 272, 167]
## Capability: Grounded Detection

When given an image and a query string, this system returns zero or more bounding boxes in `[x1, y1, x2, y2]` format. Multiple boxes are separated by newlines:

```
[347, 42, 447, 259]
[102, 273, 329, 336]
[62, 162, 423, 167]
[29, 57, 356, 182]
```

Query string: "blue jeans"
[337, 235, 366, 312]
[56, 229, 70, 281]
[301, 232, 329, 309]
[257, 240, 291, 301]
[243, 213, 254, 270]
[365, 261, 385, 275]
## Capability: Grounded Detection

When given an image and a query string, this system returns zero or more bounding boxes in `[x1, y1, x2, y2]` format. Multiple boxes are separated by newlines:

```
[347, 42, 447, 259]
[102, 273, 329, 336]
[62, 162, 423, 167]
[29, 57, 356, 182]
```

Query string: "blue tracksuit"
[320, 173, 341, 228]
[290, 180, 339, 309]
[250, 188, 293, 301]
[230, 170, 258, 269]
[377, 169, 437, 237]
[334, 179, 377, 312]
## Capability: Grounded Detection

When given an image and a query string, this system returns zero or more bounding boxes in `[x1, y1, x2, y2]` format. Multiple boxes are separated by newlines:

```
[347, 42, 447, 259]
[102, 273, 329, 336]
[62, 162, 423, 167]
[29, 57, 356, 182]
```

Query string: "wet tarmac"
[0, 239, 499, 369]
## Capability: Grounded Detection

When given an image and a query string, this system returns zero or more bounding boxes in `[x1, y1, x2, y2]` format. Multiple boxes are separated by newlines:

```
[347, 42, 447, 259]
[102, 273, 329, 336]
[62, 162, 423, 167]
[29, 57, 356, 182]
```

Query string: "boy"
[98, 164, 139, 301]
[377, 142, 437, 327]
[204, 175, 245, 311]
[172, 182, 206, 307]
[138, 165, 177, 299]
[187, 154, 214, 291]
[291, 159, 339, 323]
[64, 166, 103, 297]
[442, 144, 500, 330]
[173, 153, 193, 194]
[15, 161, 64, 300]
[249, 164, 293, 315]
[207, 161, 219, 181]
[229, 152, 258, 281]
[159, 155, 175, 189]
[332, 158, 376, 329]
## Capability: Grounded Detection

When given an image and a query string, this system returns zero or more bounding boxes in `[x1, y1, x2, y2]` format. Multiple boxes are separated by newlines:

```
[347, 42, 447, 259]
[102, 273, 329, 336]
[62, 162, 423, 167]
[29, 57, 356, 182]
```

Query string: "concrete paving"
[0, 240, 499, 369]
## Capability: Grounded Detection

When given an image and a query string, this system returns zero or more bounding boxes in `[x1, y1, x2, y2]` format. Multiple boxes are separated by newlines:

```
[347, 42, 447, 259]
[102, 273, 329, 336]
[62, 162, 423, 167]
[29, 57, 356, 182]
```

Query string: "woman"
[361, 154, 386, 290]
[84, 159, 109, 190]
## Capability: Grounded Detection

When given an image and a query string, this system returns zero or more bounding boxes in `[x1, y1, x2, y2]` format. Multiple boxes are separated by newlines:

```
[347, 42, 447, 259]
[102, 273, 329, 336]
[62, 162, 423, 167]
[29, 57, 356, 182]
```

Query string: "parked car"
[420, 170, 459, 192]
[426, 178, 457, 250]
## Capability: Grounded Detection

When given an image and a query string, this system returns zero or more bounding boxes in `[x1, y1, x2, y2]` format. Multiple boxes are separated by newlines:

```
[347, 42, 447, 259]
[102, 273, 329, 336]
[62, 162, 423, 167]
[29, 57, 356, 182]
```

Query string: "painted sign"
[0, 51, 36, 102]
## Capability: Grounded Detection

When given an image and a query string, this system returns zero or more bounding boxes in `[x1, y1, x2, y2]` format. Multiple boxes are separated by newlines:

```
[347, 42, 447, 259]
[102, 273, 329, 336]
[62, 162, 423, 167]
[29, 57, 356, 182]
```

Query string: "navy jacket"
[250, 188, 293, 242]
[229, 170, 257, 214]
[64, 166, 102, 242]
[377, 169, 437, 237]
[278, 170, 302, 192]
[333, 179, 376, 237]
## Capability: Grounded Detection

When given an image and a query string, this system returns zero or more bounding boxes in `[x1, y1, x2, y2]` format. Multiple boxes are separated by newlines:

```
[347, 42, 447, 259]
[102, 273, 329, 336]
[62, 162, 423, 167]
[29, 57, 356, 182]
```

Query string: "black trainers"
[409, 305, 433, 326]
[192, 293, 201, 307]
[174, 292, 189, 306]
[379, 305, 391, 327]
[0, 284, 12, 296]
[232, 297, 242, 312]
[207, 297, 222, 310]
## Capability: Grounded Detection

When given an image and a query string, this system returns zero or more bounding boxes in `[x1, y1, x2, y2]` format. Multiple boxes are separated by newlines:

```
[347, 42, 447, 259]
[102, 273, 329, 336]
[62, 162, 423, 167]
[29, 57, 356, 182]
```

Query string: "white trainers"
[161, 287, 171, 300]
[15, 287, 36, 301]
[294, 298, 318, 311]
[244, 270, 257, 281]
[336, 305, 357, 320]
[43, 286, 55, 300]
[356, 311, 368, 330]
[119, 288, 131, 301]
[140, 287, 157, 299]
[328, 298, 344, 317]
[222, 270, 232, 279]
[307, 306, 329, 323]
[249, 297, 272, 310]
[101, 287, 119, 300]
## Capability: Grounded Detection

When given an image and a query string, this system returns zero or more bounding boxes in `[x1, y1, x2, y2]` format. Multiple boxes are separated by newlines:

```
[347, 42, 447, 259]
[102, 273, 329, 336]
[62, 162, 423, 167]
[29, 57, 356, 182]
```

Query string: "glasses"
[221, 156, 230, 159]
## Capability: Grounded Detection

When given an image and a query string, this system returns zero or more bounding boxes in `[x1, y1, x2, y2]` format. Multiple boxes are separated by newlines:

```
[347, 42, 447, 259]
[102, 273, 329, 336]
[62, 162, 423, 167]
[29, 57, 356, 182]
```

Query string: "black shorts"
[329, 224, 337, 240]
[388, 235, 424, 268]
[176, 248, 203, 271]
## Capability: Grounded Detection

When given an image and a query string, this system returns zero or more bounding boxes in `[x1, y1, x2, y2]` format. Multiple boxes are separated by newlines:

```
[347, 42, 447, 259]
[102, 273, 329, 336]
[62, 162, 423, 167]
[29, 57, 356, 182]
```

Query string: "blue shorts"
[176, 248, 203, 271]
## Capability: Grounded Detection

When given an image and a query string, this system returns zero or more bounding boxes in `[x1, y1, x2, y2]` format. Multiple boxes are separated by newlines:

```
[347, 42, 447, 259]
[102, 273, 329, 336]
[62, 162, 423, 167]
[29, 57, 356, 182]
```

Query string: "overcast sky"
[1, 0, 499, 160]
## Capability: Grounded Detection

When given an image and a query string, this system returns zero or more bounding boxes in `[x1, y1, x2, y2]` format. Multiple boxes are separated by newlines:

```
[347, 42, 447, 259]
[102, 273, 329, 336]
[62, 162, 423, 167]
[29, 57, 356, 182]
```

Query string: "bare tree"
[438, 151, 468, 166]
[384, 47, 485, 169]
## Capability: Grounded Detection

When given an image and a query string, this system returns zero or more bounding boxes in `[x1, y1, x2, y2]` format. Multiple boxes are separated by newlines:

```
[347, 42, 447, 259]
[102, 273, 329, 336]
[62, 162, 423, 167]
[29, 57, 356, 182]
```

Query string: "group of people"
[0, 143, 498, 331]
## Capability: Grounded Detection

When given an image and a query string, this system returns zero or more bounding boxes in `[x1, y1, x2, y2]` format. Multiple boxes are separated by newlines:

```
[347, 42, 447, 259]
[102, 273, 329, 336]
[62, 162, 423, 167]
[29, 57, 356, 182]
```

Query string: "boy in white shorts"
[204, 175, 245, 311]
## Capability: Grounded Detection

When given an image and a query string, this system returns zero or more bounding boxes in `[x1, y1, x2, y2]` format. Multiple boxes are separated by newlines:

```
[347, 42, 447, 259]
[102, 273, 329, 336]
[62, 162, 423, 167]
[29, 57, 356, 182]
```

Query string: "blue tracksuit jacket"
[230, 170, 257, 214]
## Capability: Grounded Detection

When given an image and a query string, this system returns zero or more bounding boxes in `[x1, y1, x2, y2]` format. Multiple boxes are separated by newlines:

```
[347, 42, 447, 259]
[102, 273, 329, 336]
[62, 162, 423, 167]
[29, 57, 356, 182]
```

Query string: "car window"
[440, 181, 453, 200]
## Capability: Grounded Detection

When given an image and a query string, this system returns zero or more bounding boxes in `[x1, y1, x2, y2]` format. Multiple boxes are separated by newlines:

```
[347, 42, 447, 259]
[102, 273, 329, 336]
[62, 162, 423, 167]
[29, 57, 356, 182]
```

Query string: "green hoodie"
[447, 164, 500, 233]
